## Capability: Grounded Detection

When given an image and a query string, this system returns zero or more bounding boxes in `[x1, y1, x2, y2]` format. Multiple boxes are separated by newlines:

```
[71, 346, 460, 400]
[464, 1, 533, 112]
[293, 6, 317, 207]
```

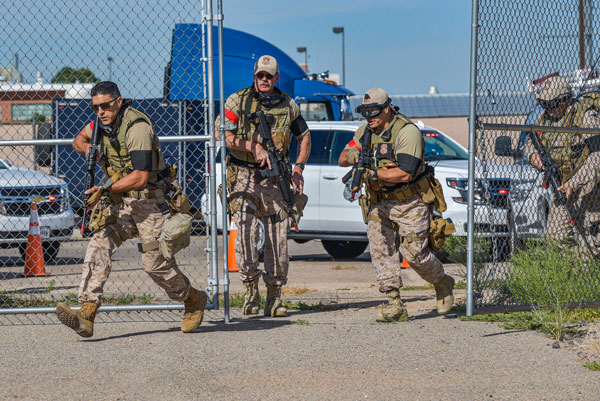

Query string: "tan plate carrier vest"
[535, 92, 600, 185]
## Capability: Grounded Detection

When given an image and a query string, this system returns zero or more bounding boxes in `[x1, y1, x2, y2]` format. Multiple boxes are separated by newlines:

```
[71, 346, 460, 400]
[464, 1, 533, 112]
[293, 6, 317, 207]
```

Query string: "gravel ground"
[1, 239, 599, 400]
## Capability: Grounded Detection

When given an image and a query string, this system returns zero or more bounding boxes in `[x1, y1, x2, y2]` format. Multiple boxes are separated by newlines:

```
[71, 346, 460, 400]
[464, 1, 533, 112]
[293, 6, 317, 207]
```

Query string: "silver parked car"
[0, 158, 75, 262]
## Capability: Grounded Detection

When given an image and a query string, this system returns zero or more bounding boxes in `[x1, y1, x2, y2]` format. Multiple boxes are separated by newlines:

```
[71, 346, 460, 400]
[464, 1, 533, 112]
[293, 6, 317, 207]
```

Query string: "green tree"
[51, 67, 100, 83]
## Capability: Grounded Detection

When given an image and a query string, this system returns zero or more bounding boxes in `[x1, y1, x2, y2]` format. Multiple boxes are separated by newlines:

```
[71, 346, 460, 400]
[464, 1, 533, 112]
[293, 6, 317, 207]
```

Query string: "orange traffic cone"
[400, 256, 410, 269]
[21, 202, 48, 277]
[227, 217, 239, 272]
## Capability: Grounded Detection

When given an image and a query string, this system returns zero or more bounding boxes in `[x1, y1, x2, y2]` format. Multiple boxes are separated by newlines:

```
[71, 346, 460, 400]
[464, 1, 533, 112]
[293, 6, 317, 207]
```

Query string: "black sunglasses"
[256, 72, 274, 80]
[91, 97, 119, 113]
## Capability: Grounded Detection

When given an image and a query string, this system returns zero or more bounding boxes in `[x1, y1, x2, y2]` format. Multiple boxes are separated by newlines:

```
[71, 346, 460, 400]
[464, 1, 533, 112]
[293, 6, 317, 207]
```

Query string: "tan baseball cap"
[363, 88, 389, 106]
[535, 75, 571, 101]
[254, 55, 278, 76]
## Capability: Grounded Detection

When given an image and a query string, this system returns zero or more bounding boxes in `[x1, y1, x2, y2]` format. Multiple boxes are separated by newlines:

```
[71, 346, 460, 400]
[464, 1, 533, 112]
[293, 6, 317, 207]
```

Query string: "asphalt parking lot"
[1, 236, 599, 400]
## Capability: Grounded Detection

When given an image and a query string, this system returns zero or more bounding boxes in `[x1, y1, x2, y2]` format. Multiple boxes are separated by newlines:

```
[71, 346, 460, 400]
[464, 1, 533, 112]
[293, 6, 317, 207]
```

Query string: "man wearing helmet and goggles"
[338, 88, 455, 322]
[529, 73, 600, 256]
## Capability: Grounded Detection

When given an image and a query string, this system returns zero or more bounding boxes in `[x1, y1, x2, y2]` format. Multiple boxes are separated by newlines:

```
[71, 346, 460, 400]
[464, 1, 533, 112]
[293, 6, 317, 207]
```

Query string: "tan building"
[0, 74, 93, 123]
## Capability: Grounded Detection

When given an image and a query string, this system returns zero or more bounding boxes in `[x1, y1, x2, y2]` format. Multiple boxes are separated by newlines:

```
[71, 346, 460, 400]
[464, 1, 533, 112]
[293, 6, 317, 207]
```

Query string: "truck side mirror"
[494, 136, 514, 157]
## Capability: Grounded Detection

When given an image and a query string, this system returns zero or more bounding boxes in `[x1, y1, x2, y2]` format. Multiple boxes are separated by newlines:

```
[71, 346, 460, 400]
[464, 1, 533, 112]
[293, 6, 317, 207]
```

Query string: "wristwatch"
[101, 178, 114, 191]
[295, 163, 305, 171]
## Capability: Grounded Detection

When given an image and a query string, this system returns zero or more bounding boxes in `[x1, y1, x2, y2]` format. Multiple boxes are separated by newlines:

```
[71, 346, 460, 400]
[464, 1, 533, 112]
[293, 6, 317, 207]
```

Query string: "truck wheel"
[18, 241, 61, 263]
[321, 240, 368, 259]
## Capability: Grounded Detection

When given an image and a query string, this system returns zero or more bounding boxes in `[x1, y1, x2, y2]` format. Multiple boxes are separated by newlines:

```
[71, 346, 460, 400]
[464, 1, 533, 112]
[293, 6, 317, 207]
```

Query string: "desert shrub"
[508, 238, 600, 307]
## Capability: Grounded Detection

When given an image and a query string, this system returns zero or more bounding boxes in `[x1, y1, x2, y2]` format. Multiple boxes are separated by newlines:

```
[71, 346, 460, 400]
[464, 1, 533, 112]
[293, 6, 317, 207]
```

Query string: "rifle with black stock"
[528, 130, 566, 204]
[247, 109, 299, 229]
[528, 129, 596, 255]
[342, 126, 373, 201]
[80, 116, 101, 234]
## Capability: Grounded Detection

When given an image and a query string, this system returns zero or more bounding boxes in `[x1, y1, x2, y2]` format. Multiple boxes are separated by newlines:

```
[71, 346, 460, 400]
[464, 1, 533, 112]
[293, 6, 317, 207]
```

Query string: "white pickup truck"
[203, 121, 546, 259]
[0, 158, 75, 262]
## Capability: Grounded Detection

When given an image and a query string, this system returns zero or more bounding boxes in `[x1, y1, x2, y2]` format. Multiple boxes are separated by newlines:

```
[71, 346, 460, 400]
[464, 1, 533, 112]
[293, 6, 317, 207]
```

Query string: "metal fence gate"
[0, 0, 229, 320]
[468, 0, 600, 313]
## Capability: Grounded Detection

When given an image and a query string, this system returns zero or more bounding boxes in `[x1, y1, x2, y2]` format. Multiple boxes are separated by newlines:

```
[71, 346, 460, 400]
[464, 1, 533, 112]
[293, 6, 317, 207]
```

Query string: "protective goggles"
[355, 99, 390, 118]
[537, 95, 570, 111]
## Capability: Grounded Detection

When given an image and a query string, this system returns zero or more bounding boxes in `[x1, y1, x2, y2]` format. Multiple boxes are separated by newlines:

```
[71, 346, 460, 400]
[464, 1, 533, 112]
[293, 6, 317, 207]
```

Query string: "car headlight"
[61, 185, 71, 211]
[510, 179, 537, 201]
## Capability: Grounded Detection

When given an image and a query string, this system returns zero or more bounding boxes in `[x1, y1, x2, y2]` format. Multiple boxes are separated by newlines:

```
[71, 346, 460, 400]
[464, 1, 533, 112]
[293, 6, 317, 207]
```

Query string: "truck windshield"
[422, 130, 468, 161]
[300, 102, 333, 121]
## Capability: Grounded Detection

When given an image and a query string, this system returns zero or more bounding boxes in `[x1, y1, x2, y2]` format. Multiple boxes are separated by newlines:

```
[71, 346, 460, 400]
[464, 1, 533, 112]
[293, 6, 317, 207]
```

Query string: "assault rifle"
[80, 116, 101, 234]
[341, 127, 373, 201]
[528, 131, 566, 203]
[248, 110, 298, 230]
[529, 130, 596, 255]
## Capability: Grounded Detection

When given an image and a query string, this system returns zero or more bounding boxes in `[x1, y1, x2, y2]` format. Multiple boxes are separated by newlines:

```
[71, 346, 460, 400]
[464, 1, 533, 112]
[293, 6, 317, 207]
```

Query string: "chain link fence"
[0, 1, 225, 317]
[471, 0, 600, 311]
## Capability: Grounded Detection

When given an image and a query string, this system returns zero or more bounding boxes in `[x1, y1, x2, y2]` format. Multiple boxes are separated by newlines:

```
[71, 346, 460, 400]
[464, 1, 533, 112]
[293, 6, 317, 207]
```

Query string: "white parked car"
[0, 158, 75, 262]
[202, 121, 546, 259]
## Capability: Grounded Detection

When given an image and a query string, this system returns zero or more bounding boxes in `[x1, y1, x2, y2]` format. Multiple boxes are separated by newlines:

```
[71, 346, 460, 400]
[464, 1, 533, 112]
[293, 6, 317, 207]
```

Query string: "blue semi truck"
[50, 25, 353, 216]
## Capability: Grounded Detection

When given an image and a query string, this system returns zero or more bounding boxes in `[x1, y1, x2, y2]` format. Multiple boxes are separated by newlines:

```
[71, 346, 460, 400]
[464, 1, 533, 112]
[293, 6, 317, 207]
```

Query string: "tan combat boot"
[433, 274, 455, 315]
[376, 290, 409, 322]
[264, 284, 287, 317]
[242, 279, 260, 315]
[181, 287, 208, 333]
[55, 301, 99, 338]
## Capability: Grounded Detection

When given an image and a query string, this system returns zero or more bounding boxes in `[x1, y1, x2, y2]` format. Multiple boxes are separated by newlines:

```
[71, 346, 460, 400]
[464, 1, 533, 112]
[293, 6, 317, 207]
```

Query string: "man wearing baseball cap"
[216, 55, 311, 317]
[338, 88, 455, 322]
[529, 73, 600, 255]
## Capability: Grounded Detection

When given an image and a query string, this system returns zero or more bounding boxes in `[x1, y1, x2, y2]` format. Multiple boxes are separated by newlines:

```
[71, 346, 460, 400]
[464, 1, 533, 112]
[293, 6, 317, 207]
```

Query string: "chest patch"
[375, 143, 393, 159]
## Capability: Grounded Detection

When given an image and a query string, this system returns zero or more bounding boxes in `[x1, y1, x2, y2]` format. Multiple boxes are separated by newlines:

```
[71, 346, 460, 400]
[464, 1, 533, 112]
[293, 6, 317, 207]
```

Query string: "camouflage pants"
[79, 197, 191, 305]
[366, 195, 444, 293]
[229, 165, 290, 286]
[547, 194, 600, 256]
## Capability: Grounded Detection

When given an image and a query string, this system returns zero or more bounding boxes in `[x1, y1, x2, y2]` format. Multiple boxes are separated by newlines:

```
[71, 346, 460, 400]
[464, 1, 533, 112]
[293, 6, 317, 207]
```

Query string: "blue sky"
[223, 0, 473, 95]
[0, 0, 472, 98]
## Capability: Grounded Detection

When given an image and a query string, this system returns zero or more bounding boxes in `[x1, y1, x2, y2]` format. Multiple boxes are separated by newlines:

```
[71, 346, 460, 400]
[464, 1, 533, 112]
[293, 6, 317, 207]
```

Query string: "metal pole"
[305, 52, 308, 71]
[205, 0, 220, 311]
[107, 56, 114, 81]
[579, 0, 586, 69]
[341, 29, 345, 87]
[217, 0, 230, 323]
[466, 0, 479, 317]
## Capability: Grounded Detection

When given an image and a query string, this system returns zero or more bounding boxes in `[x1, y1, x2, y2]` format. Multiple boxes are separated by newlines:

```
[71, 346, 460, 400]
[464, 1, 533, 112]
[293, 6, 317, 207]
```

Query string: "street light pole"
[107, 56, 114, 81]
[297, 47, 308, 73]
[333, 27, 345, 86]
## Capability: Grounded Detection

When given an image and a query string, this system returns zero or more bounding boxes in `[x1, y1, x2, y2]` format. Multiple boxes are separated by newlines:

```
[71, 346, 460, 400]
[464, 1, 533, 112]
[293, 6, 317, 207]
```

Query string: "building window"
[11, 104, 52, 121]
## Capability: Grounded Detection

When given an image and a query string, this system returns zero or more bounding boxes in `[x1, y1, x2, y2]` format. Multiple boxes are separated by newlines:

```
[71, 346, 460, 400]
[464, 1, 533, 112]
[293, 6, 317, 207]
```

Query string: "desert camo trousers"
[230, 165, 290, 286]
[366, 195, 444, 293]
[79, 197, 191, 305]
[547, 194, 600, 256]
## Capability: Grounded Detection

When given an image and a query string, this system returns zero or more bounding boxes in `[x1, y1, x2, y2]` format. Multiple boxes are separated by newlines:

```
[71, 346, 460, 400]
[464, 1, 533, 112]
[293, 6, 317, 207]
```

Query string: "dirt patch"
[281, 286, 315, 296]
[331, 265, 359, 270]
[571, 322, 600, 364]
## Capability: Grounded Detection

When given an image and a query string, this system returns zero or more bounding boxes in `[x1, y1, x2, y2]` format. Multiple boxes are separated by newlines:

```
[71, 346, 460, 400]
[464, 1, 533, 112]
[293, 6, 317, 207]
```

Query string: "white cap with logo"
[254, 55, 279, 76]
